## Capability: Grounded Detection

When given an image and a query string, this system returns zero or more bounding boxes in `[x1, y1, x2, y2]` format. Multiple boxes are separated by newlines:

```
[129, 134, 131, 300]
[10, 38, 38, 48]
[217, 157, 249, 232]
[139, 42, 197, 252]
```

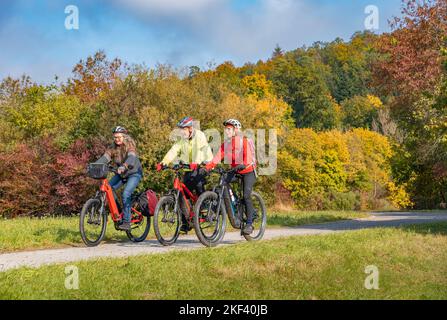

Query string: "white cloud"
[112, 0, 360, 64]
[114, 0, 225, 16]
[0, 0, 402, 82]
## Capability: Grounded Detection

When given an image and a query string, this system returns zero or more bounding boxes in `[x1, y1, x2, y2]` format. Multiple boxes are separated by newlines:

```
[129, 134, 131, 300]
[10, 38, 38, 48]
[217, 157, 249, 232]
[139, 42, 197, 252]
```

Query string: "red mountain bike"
[153, 162, 226, 246]
[80, 163, 151, 247]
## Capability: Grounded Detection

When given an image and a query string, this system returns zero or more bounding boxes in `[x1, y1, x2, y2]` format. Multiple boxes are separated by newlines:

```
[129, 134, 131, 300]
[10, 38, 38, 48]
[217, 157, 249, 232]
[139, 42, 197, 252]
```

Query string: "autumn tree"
[64, 50, 125, 104]
[373, 0, 447, 208]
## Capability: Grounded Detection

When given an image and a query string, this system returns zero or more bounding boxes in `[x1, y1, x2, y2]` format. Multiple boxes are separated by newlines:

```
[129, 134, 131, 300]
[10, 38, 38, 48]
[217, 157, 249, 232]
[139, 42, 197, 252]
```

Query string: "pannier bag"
[87, 163, 109, 179]
[137, 189, 158, 217]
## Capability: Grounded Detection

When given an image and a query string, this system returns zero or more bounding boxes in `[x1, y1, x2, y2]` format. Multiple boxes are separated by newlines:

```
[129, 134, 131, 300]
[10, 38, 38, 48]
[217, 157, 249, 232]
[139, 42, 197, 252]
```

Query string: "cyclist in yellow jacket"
[157, 116, 213, 232]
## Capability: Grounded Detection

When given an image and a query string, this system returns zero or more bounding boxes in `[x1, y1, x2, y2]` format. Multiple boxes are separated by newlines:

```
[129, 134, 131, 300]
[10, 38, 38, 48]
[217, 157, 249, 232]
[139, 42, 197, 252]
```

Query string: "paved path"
[1, 211, 446, 272]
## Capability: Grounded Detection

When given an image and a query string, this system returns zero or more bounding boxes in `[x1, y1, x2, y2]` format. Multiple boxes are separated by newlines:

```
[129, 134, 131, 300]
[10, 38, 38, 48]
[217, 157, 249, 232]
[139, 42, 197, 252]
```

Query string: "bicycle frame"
[171, 171, 198, 222]
[98, 178, 143, 224]
[213, 169, 244, 229]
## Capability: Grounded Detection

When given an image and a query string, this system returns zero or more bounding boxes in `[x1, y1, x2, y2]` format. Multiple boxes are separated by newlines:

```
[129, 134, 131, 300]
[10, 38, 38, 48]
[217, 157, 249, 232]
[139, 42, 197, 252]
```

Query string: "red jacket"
[210, 135, 256, 174]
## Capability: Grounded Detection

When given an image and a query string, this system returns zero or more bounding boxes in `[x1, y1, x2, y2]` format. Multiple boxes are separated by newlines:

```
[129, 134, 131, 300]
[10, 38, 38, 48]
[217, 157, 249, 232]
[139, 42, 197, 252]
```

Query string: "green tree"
[270, 53, 341, 130]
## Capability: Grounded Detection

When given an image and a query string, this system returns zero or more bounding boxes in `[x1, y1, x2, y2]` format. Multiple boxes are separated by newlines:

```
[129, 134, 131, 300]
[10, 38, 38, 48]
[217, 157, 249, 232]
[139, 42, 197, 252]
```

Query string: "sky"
[0, 0, 403, 84]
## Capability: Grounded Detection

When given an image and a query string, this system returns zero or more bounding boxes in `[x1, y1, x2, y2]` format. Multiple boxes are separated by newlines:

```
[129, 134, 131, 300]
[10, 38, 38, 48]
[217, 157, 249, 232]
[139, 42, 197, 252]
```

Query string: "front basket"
[87, 163, 109, 179]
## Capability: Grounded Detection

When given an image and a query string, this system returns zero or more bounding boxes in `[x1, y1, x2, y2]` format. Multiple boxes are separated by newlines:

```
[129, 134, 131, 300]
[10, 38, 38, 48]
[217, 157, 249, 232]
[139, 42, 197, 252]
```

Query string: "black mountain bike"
[194, 165, 267, 246]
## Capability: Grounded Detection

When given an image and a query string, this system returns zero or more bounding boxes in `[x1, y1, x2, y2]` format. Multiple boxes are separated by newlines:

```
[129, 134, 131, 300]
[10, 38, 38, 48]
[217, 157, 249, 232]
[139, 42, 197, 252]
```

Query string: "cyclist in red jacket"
[205, 119, 257, 235]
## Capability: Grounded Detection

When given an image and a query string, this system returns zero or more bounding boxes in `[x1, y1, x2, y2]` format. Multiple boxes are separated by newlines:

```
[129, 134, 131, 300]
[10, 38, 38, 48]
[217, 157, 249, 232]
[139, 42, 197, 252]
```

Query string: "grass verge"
[0, 210, 369, 253]
[0, 222, 446, 299]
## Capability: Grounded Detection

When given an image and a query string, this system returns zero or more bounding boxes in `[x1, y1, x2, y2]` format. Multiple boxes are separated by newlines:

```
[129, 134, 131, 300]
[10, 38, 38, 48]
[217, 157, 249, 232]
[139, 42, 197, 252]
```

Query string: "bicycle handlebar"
[159, 162, 246, 175]
[161, 162, 192, 171]
[108, 165, 118, 174]
[207, 164, 246, 175]
[108, 164, 134, 174]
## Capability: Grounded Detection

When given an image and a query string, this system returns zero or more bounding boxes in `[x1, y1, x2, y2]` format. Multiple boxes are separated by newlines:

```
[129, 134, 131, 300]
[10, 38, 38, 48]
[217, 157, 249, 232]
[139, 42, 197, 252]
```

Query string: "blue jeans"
[109, 172, 142, 223]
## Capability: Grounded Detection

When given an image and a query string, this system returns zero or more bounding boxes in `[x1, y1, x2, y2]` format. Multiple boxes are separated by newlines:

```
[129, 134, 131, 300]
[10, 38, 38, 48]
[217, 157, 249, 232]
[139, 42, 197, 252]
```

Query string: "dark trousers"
[181, 169, 207, 225]
[183, 170, 207, 196]
[226, 170, 256, 225]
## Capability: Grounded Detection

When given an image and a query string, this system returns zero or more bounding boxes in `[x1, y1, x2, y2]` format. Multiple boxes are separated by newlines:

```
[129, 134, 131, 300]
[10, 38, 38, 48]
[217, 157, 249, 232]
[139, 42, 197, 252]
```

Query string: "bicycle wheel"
[126, 201, 151, 243]
[80, 198, 107, 247]
[243, 191, 267, 241]
[193, 191, 227, 247]
[153, 195, 180, 246]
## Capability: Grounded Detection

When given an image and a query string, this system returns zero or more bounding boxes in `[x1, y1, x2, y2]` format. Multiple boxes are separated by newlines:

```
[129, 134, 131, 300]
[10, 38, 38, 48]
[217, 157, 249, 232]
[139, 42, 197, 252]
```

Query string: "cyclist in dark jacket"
[97, 126, 143, 231]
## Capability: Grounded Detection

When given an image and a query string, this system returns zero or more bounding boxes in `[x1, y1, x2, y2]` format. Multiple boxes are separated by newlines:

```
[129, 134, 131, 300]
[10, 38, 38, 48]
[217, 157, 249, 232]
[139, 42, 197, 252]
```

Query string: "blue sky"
[0, 0, 403, 84]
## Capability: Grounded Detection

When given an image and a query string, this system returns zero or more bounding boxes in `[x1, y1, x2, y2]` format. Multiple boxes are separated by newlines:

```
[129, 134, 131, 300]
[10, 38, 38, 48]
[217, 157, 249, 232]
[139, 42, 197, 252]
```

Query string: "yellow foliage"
[386, 182, 414, 209]
[279, 127, 395, 210]
[366, 95, 383, 109]
[219, 92, 293, 138]
[241, 73, 273, 99]
[320, 130, 350, 163]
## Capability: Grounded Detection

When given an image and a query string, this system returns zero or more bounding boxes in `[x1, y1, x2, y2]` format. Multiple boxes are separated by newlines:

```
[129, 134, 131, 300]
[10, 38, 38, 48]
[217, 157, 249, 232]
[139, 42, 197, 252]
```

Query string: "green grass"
[267, 210, 369, 227]
[1, 222, 446, 299]
[0, 210, 369, 253]
[0, 216, 129, 253]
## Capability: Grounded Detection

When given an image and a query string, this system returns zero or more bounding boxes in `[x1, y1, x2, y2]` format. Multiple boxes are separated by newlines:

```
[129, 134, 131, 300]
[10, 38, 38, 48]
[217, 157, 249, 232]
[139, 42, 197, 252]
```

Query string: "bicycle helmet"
[223, 119, 242, 129]
[177, 116, 194, 128]
[112, 126, 128, 134]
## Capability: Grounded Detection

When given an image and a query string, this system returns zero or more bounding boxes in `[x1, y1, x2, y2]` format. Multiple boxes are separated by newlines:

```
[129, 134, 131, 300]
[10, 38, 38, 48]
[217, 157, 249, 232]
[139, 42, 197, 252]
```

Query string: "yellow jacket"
[162, 129, 213, 165]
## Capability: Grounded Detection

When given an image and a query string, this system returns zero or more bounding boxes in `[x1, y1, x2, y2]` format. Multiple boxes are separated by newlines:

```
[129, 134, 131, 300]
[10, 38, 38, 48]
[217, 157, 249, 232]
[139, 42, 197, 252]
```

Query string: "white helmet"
[223, 119, 242, 129]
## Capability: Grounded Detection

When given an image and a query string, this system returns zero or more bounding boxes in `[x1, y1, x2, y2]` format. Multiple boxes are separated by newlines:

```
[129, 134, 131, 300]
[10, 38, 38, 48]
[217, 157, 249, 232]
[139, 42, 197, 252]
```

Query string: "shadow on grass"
[33, 228, 79, 242]
[267, 214, 348, 227]
[32, 228, 128, 247]
[372, 211, 447, 217]
[289, 218, 447, 236]
[400, 222, 447, 236]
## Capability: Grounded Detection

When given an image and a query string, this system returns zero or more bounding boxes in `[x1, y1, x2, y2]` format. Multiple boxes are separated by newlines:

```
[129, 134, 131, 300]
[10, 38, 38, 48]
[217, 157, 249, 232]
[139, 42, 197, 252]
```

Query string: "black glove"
[234, 164, 246, 171]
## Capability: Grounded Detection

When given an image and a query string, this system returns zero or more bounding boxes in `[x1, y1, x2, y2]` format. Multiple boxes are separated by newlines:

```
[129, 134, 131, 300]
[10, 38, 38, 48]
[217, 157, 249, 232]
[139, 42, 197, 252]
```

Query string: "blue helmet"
[177, 116, 194, 128]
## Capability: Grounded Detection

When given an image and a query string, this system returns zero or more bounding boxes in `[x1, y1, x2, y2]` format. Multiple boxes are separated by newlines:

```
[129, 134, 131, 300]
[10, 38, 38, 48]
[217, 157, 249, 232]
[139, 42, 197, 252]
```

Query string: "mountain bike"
[79, 163, 151, 247]
[153, 163, 226, 246]
[194, 165, 266, 245]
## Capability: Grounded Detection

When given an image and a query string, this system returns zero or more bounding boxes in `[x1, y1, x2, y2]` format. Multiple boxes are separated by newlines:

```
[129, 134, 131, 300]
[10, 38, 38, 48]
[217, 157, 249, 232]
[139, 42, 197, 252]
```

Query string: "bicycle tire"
[153, 195, 180, 246]
[243, 191, 267, 241]
[80, 198, 107, 247]
[193, 191, 227, 247]
[126, 200, 151, 242]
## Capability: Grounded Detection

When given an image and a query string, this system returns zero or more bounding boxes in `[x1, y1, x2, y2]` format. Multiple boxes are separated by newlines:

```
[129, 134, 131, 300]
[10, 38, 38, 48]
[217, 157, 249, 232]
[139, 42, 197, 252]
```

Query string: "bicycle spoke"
[80, 198, 107, 246]
[154, 196, 180, 245]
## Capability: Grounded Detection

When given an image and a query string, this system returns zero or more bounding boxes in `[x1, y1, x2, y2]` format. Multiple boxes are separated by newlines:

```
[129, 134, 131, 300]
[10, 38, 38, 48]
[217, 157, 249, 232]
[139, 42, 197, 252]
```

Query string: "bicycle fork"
[88, 192, 106, 225]
[216, 185, 241, 229]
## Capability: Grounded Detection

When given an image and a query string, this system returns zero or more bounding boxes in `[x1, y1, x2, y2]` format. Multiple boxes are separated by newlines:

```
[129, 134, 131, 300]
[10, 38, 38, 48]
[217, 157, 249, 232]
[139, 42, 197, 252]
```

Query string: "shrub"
[51, 138, 106, 214]
[0, 137, 105, 218]
[279, 128, 395, 210]
[322, 191, 360, 211]
[0, 141, 55, 218]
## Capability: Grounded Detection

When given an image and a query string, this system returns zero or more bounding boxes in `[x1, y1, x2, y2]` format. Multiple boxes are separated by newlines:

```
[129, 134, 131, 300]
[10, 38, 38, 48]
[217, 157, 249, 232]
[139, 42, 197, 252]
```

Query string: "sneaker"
[242, 224, 254, 235]
[118, 221, 131, 231]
